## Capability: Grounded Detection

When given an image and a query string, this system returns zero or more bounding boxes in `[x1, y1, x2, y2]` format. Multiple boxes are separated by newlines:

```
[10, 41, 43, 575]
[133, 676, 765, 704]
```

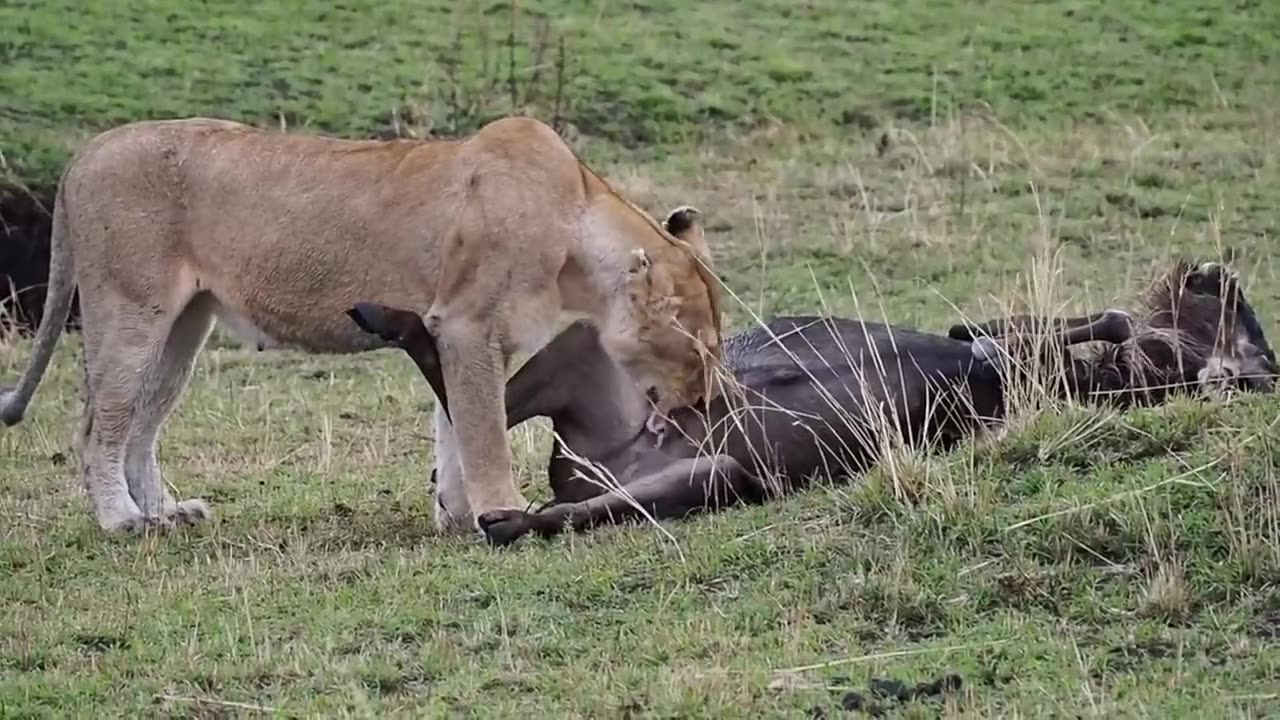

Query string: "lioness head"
[611, 205, 723, 413]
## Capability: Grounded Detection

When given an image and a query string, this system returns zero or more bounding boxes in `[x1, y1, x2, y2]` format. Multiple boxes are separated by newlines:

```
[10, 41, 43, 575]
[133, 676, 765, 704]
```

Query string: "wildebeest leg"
[966, 309, 1134, 366]
[968, 310, 1135, 388]
[1057, 310, 1133, 346]
[502, 325, 595, 428]
[346, 302, 475, 530]
[951, 309, 1131, 345]
[950, 312, 1102, 341]
[475, 455, 765, 546]
[347, 307, 603, 429]
[347, 303, 451, 421]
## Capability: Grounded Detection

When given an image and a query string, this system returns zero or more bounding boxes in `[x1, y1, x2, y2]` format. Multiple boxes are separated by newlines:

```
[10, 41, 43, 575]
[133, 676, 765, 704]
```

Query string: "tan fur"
[0, 116, 723, 535]
[429, 204, 715, 529]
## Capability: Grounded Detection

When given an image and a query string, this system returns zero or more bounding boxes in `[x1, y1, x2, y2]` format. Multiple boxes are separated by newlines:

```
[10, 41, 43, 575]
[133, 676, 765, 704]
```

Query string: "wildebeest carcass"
[349, 260, 1275, 546]
[0, 185, 81, 335]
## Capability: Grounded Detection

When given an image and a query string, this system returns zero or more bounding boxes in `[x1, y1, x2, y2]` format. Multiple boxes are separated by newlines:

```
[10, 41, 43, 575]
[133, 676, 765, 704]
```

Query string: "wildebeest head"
[950, 260, 1275, 405]
[1108, 260, 1276, 397]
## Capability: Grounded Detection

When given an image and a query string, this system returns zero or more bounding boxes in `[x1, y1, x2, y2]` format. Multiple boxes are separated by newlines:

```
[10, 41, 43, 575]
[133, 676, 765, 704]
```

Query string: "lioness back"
[62, 116, 590, 353]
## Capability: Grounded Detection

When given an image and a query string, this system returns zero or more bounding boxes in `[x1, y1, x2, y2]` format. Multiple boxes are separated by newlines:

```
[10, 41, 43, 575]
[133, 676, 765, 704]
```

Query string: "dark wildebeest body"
[348, 308, 1126, 544]
[503, 316, 1007, 508]
[479, 306, 1149, 544]
[0, 187, 82, 335]
[349, 260, 1275, 546]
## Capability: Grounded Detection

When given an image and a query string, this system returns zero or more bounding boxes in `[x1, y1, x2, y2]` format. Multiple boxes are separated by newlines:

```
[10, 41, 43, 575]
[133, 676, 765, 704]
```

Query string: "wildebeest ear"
[1185, 261, 1241, 298]
[347, 302, 403, 344]
[663, 205, 708, 256]
[948, 322, 988, 341]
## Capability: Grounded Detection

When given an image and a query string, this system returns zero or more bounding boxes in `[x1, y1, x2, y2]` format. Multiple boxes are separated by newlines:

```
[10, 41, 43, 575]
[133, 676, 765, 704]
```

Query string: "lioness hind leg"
[123, 294, 217, 526]
[79, 306, 171, 534]
[431, 314, 528, 525]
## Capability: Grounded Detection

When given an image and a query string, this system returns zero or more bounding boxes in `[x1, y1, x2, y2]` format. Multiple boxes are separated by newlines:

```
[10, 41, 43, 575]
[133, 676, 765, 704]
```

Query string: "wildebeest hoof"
[869, 678, 912, 702]
[0, 388, 24, 426]
[346, 303, 401, 343]
[840, 691, 866, 711]
[947, 322, 981, 341]
[477, 509, 534, 547]
[1096, 308, 1134, 344]
[911, 672, 963, 698]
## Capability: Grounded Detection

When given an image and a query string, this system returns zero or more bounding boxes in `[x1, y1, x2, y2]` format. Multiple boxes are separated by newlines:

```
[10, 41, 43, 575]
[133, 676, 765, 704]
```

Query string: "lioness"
[0, 116, 724, 536]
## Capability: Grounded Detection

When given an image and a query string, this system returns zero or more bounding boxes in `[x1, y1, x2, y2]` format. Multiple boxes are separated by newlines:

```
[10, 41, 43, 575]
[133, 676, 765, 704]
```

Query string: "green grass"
[4, 0, 1279, 186]
[3, 0, 1280, 717]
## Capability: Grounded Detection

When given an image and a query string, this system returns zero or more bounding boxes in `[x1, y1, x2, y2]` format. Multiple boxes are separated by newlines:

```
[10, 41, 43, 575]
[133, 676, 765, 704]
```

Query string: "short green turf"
[2, 1, 1279, 716]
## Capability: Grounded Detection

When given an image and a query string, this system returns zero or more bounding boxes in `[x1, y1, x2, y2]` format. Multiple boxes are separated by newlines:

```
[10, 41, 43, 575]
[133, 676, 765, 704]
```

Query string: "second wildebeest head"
[951, 260, 1276, 406]
[1083, 261, 1277, 403]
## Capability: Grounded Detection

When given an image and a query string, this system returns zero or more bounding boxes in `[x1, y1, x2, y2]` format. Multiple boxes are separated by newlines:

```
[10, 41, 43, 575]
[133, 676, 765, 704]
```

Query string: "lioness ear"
[663, 205, 708, 257]
[663, 205, 700, 236]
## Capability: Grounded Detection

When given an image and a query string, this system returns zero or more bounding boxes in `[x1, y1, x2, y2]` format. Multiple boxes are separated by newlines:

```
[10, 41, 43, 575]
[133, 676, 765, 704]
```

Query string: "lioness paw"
[171, 498, 213, 527]
[100, 511, 148, 536]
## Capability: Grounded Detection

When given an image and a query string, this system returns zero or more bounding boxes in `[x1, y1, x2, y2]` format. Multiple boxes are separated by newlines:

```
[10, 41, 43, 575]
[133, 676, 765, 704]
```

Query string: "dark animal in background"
[351, 260, 1275, 546]
[0, 186, 80, 335]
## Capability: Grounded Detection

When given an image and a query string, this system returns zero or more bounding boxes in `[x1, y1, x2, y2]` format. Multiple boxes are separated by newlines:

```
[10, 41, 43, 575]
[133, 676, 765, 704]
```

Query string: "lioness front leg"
[432, 314, 529, 527]
[430, 404, 474, 532]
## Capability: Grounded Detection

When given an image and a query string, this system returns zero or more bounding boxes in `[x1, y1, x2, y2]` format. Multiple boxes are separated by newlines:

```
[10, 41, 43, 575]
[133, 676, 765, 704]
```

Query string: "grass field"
[3, 0, 1280, 716]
